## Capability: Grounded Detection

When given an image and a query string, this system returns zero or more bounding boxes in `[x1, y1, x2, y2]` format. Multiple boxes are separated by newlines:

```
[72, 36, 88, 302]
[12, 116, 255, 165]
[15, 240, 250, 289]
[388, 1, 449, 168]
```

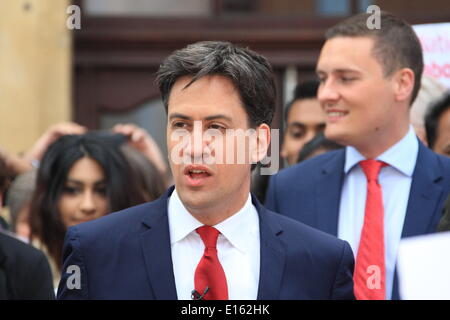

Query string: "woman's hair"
[29, 132, 149, 268]
[120, 144, 167, 201]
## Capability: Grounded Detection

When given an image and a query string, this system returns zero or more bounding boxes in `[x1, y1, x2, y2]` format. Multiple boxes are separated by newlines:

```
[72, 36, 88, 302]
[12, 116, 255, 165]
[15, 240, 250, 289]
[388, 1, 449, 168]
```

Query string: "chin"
[179, 188, 212, 209]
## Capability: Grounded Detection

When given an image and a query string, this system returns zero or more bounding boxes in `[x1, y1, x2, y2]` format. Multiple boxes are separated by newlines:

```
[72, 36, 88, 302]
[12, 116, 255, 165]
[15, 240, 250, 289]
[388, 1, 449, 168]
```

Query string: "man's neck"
[186, 191, 250, 226]
[354, 122, 410, 159]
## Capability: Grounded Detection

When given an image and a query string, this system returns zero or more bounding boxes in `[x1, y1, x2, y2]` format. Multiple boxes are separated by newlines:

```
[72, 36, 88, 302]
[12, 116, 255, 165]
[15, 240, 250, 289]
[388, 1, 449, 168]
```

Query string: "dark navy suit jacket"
[265, 141, 450, 299]
[57, 187, 355, 300]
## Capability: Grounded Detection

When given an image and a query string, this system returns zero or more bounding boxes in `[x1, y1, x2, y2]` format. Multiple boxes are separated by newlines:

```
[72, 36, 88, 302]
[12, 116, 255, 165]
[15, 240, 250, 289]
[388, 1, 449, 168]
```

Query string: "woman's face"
[58, 157, 109, 227]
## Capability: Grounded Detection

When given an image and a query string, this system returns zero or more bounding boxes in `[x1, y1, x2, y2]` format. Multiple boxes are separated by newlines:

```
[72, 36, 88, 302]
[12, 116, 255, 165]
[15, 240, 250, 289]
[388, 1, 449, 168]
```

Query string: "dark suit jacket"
[0, 232, 55, 300]
[57, 186, 355, 300]
[265, 140, 450, 299]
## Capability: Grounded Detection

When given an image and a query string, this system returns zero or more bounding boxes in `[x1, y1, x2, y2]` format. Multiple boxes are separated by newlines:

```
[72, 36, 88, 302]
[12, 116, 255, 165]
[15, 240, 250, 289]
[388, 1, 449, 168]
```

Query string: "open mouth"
[184, 165, 212, 187]
[188, 169, 211, 179]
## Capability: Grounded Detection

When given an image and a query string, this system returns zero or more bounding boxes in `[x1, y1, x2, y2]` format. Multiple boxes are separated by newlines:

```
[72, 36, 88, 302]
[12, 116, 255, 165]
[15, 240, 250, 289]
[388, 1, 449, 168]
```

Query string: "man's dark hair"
[425, 92, 450, 149]
[284, 80, 319, 123]
[156, 41, 276, 127]
[325, 11, 423, 105]
[297, 132, 343, 163]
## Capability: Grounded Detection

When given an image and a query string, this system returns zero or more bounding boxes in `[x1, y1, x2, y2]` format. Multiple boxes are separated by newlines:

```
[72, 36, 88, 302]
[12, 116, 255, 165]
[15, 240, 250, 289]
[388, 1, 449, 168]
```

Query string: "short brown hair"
[325, 11, 423, 105]
[156, 41, 276, 127]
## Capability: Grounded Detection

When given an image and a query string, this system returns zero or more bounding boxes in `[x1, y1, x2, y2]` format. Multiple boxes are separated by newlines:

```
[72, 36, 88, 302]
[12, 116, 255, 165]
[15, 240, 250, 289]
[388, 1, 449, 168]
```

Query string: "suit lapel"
[392, 142, 446, 299]
[315, 150, 346, 236]
[254, 196, 286, 300]
[402, 143, 445, 238]
[140, 187, 178, 300]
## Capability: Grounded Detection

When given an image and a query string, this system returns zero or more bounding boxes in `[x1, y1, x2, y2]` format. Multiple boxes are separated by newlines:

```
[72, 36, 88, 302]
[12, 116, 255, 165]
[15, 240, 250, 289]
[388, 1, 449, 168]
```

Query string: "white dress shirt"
[338, 126, 419, 299]
[168, 188, 260, 300]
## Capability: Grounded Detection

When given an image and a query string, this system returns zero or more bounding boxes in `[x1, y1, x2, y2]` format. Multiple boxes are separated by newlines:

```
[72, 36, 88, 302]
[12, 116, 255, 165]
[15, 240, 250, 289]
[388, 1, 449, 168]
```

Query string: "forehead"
[438, 108, 450, 130]
[167, 75, 246, 119]
[317, 36, 381, 73]
[67, 157, 104, 180]
[288, 99, 324, 122]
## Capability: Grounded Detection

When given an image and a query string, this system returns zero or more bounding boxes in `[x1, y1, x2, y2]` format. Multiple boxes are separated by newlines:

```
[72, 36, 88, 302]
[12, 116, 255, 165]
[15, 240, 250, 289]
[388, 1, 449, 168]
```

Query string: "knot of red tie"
[196, 225, 219, 250]
[359, 159, 387, 182]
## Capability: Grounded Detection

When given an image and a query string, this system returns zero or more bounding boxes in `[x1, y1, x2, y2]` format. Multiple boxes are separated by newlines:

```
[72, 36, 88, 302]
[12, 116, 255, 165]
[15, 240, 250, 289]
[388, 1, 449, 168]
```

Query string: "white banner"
[413, 23, 450, 88]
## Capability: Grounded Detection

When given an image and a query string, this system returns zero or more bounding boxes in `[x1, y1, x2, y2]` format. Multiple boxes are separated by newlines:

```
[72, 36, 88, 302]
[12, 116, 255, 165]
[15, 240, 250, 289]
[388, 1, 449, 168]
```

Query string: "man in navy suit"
[266, 12, 450, 300]
[57, 41, 354, 300]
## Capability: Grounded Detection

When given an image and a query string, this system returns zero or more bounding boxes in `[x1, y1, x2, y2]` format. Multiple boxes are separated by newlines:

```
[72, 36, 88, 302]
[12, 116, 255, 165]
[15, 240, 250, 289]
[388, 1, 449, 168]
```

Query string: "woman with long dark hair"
[29, 132, 165, 286]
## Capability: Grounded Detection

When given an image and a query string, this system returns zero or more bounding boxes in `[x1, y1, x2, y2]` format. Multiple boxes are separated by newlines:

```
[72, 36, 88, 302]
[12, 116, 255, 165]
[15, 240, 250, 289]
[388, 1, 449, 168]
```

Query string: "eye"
[340, 76, 356, 83]
[209, 123, 226, 131]
[172, 121, 187, 128]
[95, 187, 107, 196]
[289, 126, 305, 139]
[63, 186, 80, 195]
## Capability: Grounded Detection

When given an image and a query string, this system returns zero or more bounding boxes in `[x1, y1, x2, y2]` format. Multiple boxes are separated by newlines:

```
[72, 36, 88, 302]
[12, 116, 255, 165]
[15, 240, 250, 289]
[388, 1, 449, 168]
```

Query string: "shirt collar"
[167, 188, 256, 254]
[214, 194, 256, 254]
[344, 125, 418, 177]
[168, 188, 203, 244]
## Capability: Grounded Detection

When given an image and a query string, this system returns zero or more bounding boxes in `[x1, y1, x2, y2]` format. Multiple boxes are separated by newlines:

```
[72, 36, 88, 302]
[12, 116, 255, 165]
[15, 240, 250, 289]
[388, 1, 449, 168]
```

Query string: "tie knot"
[359, 159, 386, 182]
[196, 226, 220, 249]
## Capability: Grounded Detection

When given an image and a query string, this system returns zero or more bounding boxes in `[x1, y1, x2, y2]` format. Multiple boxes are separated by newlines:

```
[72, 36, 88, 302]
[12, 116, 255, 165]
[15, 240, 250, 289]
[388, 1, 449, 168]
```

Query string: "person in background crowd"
[265, 12, 450, 300]
[0, 122, 87, 231]
[410, 76, 447, 145]
[0, 157, 54, 299]
[425, 92, 450, 233]
[251, 80, 326, 203]
[6, 169, 37, 241]
[281, 80, 326, 166]
[425, 92, 450, 157]
[29, 132, 165, 287]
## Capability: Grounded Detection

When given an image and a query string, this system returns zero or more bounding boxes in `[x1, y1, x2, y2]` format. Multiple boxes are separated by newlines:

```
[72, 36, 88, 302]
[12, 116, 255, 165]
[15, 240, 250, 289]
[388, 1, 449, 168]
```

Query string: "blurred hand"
[112, 124, 168, 177]
[0, 146, 32, 175]
[24, 122, 87, 163]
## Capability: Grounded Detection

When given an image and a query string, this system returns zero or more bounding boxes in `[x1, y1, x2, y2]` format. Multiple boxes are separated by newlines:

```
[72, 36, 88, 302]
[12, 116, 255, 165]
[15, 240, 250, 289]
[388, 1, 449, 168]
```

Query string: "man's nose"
[185, 121, 209, 162]
[318, 79, 340, 104]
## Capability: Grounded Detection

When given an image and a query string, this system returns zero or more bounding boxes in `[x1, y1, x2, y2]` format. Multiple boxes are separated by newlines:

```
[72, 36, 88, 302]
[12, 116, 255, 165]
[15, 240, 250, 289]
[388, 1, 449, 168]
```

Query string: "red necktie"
[194, 226, 228, 300]
[354, 160, 387, 300]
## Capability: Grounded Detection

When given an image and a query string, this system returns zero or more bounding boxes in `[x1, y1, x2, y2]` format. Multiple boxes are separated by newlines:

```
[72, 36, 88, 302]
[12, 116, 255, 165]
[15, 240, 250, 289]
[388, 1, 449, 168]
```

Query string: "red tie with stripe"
[354, 159, 387, 300]
[194, 226, 228, 300]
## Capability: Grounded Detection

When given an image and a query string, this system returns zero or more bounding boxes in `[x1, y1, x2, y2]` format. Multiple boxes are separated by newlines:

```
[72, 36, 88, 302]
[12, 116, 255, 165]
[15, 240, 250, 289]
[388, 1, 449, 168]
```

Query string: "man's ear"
[394, 68, 415, 103]
[251, 123, 271, 164]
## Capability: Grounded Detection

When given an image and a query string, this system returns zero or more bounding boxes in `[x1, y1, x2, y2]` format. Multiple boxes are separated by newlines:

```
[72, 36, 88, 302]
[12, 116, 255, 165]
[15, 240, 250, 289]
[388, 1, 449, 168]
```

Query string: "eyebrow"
[316, 68, 362, 75]
[66, 179, 107, 185]
[288, 122, 306, 127]
[169, 113, 233, 122]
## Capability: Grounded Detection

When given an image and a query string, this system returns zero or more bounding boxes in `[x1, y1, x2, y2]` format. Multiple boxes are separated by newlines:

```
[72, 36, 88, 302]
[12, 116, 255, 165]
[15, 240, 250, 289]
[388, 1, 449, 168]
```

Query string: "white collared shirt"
[338, 126, 419, 299]
[168, 188, 260, 300]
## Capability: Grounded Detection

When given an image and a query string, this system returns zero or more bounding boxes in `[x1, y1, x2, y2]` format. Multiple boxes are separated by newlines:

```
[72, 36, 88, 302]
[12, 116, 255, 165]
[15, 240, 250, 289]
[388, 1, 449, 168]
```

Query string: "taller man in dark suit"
[266, 12, 450, 300]
[57, 41, 354, 300]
